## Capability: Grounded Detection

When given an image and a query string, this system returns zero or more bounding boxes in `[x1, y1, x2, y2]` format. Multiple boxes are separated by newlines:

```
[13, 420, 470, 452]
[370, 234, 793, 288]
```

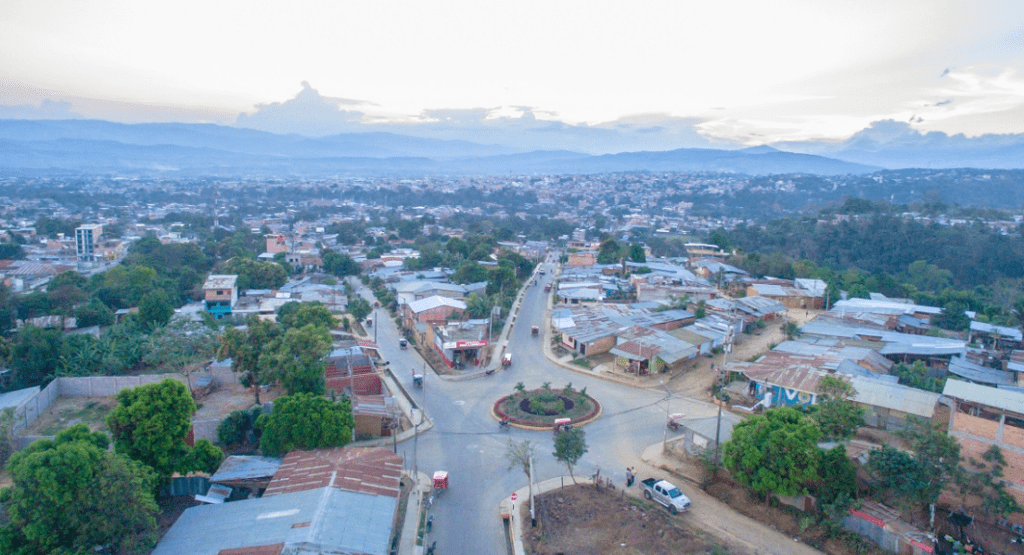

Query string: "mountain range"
[0, 119, 879, 177]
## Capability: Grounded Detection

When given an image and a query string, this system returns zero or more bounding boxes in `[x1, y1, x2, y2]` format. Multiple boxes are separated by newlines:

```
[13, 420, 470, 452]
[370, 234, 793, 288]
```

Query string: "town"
[1, 172, 1023, 555]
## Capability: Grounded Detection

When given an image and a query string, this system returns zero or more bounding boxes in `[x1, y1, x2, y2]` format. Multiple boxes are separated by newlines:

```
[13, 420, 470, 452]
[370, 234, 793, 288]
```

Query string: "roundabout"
[492, 383, 602, 430]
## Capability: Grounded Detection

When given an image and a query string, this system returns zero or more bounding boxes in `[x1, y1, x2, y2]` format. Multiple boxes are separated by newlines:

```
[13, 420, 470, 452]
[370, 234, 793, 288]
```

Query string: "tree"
[896, 416, 962, 506]
[218, 316, 283, 405]
[10, 325, 63, 388]
[221, 258, 287, 289]
[141, 319, 219, 389]
[0, 425, 159, 555]
[277, 302, 337, 331]
[74, 299, 115, 327]
[347, 296, 372, 324]
[0, 284, 16, 333]
[486, 266, 517, 296]
[257, 393, 353, 457]
[217, 406, 264, 447]
[259, 324, 331, 396]
[105, 378, 197, 482]
[137, 289, 174, 328]
[182, 439, 224, 474]
[322, 251, 361, 277]
[782, 320, 800, 340]
[553, 427, 588, 484]
[722, 407, 821, 496]
[810, 375, 864, 441]
[708, 230, 732, 252]
[628, 243, 646, 263]
[816, 444, 857, 506]
[506, 439, 536, 482]
[452, 261, 489, 285]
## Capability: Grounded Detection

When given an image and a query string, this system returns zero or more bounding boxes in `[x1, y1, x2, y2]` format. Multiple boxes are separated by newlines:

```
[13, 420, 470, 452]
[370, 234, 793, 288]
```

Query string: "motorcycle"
[499, 417, 511, 431]
[426, 514, 433, 533]
[426, 541, 437, 555]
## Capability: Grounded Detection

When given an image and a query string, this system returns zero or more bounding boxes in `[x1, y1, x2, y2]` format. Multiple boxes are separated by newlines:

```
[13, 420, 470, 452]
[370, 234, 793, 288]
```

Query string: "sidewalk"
[398, 471, 432, 555]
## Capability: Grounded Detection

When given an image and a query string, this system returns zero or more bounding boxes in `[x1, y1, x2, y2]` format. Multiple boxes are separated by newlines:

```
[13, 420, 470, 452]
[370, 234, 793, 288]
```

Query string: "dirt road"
[637, 443, 825, 555]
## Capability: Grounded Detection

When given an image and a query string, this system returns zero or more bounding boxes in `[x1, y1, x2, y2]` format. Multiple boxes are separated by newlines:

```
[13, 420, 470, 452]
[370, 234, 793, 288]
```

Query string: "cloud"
[0, 98, 80, 120]
[235, 82, 373, 136]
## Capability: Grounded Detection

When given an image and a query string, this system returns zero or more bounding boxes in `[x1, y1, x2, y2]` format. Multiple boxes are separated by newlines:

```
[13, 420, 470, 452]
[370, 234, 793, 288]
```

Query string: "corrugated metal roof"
[970, 321, 1023, 342]
[407, 295, 466, 313]
[264, 447, 402, 498]
[948, 356, 1016, 386]
[848, 376, 940, 418]
[152, 486, 395, 555]
[751, 283, 789, 297]
[943, 379, 1024, 414]
[210, 456, 283, 484]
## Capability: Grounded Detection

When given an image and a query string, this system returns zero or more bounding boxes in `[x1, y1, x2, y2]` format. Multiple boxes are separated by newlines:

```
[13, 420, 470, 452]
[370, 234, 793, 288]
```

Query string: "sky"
[1, 0, 1023, 149]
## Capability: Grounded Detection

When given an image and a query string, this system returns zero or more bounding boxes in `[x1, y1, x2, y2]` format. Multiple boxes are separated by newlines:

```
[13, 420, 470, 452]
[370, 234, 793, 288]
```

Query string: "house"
[942, 380, 1024, 520]
[609, 325, 698, 375]
[428, 319, 491, 368]
[153, 447, 402, 555]
[324, 347, 381, 395]
[203, 274, 239, 319]
[745, 278, 825, 310]
[402, 295, 466, 329]
[969, 320, 1024, 350]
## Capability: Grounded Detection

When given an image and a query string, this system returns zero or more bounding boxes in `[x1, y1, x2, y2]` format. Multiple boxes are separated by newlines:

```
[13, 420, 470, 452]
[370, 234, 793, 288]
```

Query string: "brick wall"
[951, 412, 1000, 440]
[586, 335, 617, 356]
[1004, 423, 1024, 449]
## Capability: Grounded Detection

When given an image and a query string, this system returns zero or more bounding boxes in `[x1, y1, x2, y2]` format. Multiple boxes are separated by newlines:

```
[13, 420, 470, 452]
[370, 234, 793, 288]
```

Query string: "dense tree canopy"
[257, 393, 353, 457]
[0, 425, 159, 555]
[221, 258, 287, 290]
[723, 407, 821, 497]
[259, 324, 331, 396]
[105, 378, 197, 482]
[277, 301, 337, 331]
[218, 316, 284, 405]
[322, 250, 361, 277]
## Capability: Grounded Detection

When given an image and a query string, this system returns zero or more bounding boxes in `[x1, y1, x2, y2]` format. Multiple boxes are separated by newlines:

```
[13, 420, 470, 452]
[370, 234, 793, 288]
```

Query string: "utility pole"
[661, 380, 670, 450]
[348, 355, 355, 442]
[714, 402, 723, 465]
[529, 454, 536, 527]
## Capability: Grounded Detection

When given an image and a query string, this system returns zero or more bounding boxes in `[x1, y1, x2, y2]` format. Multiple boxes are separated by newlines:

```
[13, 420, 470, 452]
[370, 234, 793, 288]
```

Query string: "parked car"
[640, 478, 691, 514]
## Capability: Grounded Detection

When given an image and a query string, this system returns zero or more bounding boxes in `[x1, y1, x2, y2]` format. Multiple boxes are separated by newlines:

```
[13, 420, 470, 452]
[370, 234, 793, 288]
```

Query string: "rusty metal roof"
[264, 447, 402, 498]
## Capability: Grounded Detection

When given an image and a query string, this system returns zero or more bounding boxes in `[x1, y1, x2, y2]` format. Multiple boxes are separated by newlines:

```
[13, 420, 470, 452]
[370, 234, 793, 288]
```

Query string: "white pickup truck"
[640, 478, 692, 514]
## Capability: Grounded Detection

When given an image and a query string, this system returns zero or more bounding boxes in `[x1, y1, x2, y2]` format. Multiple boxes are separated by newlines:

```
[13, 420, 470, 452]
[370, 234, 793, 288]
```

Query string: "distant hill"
[0, 119, 879, 177]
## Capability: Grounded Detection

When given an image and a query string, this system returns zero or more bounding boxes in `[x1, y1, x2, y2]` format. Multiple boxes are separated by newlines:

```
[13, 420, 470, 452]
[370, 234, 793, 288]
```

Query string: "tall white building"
[75, 224, 103, 264]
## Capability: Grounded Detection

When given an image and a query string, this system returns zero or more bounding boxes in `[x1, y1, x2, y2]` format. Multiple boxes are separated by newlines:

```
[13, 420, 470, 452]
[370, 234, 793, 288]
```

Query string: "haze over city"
[2, 0, 1024, 153]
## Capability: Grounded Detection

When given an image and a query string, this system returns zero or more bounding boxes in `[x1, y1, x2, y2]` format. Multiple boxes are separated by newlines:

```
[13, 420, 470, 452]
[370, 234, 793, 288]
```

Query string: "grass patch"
[28, 398, 116, 437]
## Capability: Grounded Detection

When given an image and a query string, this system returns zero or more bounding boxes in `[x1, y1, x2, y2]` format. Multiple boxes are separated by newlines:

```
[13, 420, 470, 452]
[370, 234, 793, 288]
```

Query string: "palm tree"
[465, 293, 492, 319]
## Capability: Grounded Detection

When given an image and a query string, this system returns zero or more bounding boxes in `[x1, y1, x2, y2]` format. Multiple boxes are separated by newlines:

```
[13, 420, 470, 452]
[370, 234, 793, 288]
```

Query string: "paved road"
[356, 265, 720, 555]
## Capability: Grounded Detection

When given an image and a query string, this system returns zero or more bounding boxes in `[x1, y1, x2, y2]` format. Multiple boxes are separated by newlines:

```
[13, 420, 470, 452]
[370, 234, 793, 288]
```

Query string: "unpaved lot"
[524, 484, 729, 555]
[24, 396, 117, 437]
[190, 365, 284, 443]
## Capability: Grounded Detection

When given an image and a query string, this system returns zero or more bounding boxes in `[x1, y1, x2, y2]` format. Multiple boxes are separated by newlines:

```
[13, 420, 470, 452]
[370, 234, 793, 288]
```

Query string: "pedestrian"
[626, 467, 634, 487]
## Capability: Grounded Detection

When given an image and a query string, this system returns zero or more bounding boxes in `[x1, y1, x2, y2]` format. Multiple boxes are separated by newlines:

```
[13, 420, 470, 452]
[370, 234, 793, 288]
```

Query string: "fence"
[10, 373, 196, 437]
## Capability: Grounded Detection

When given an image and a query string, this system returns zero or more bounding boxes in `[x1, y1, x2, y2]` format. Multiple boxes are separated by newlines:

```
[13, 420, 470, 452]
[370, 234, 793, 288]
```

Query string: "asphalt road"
[356, 263, 720, 555]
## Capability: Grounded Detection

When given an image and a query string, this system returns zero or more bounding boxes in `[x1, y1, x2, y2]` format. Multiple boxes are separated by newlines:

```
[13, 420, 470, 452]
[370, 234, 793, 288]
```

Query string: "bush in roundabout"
[494, 382, 600, 428]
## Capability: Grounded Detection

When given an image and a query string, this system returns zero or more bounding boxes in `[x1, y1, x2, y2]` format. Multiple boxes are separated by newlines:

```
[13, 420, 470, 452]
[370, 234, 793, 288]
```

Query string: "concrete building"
[203, 274, 239, 319]
[74, 224, 102, 264]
